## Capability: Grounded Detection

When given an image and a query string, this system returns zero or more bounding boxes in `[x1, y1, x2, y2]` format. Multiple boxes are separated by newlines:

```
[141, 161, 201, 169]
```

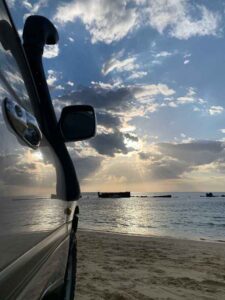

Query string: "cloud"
[150, 158, 190, 180]
[146, 0, 221, 39]
[47, 69, 58, 86]
[46, 70, 64, 92]
[140, 140, 225, 180]
[102, 51, 148, 80]
[53, 0, 221, 45]
[97, 112, 122, 129]
[150, 50, 175, 65]
[154, 51, 173, 58]
[43, 45, 59, 59]
[139, 152, 151, 160]
[131, 83, 175, 100]
[68, 150, 102, 181]
[57, 81, 176, 157]
[164, 87, 206, 108]
[124, 132, 139, 142]
[22, 0, 48, 13]
[157, 141, 225, 165]
[208, 106, 224, 116]
[102, 56, 138, 75]
[22, 0, 32, 10]
[60, 84, 131, 111]
[54, 0, 138, 44]
[59, 82, 175, 112]
[67, 81, 74, 86]
[128, 71, 147, 80]
[177, 96, 195, 104]
[89, 130, 129, 157]
[167, 101, 177, 108]
[183, 53, 191, 64]
[0, 150, 56, 190]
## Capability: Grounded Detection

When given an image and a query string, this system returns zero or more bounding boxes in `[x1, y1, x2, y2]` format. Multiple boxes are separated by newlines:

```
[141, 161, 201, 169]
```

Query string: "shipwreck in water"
[152, 194, 172, 198]
[98, 192, 131, 198]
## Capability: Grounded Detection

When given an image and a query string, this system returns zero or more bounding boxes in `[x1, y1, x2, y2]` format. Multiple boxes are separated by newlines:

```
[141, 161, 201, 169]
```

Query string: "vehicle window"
[0, 1, 32, 112]
[0, 1, 66, 221]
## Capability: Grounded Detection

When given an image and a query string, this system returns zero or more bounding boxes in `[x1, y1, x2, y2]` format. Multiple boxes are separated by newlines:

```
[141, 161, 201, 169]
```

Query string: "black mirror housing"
[59, 105, 96, 142]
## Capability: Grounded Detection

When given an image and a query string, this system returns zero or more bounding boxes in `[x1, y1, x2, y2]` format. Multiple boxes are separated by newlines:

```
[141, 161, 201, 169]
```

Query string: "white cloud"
[146, 0, 221, 39]
[208, 106, 224, 116]
[128, 71, 147, 80]
[43, 44, 59, 59]
[54, 0, 138, 44]
[22, 0, 48, 16]
[184, 53, 191, 58]
[154, 51, 173, 58]
[55, 85, 64, 90]
[53, 0, 221, 45]
[193, 106, 200, 112]
[131, 83, 175, 100]
[177, 96, 195, 104]
[164, 87, 207, 109]
[47, 70, 58, 86]
[176, 87, 197, 104]
[220, 129, 225, 134]
[198, 98, 207, 104]
[22, 0, 32, 10]
[68, 37, 75, 42]
[168, 101, 178, 108]
[67, 81, 74, 86]
[102, 56, 138, 75]
[184, 53, 191, 64]
[172, 5, 221, 39]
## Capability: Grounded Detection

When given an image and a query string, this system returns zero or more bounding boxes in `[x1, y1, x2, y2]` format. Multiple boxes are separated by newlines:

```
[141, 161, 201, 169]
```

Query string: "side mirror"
[59, 105, 96, 142]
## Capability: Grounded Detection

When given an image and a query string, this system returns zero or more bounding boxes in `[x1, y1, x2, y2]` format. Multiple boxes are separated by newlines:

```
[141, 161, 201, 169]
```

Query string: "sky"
[7, 0, 225, 192]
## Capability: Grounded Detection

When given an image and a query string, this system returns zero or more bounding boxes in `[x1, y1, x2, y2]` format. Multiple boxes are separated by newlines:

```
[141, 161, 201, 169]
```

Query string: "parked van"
[0, 1, 96, 299]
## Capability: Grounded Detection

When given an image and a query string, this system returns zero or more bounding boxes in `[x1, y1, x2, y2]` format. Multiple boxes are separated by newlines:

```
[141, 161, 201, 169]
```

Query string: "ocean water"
[78, 192, 225, 242]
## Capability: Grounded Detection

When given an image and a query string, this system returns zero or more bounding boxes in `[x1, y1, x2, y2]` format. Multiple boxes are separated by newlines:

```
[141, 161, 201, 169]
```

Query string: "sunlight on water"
[0, 197, 66, 234]
[79, 192, 225, 241]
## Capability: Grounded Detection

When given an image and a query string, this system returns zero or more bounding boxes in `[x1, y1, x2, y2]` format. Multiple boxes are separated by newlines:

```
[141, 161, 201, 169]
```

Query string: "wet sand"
[76, 230, 225, 300]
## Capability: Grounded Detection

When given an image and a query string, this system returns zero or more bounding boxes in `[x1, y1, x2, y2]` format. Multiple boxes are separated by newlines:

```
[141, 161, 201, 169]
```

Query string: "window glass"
[0, 1, 31, 112]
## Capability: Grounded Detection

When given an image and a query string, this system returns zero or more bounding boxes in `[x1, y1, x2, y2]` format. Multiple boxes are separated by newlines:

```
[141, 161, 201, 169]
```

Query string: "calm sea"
[79, 192, 225, 242]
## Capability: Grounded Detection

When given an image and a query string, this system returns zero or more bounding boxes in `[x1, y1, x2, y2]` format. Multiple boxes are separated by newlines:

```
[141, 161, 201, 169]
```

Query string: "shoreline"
[78, 227, 225, 244]
[76, 229, 225, 300]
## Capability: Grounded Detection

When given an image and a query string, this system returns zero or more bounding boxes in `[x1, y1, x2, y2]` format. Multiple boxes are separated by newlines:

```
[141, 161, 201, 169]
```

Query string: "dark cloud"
[68, 150, 102, 181]
[59, 85, 132, 112]
[0, 154, 36, 186]
[150, 159, 191, 180]
[124, 132, 139, 142]
[157, 141, 225, 165]
[96, 111, 121, 129]
[139, 152, 151, 160]
[0, 151, 57, 189]
[89, 130, 128, 157]
[74, 156, 102, 181]
[141, 141, 225, 180]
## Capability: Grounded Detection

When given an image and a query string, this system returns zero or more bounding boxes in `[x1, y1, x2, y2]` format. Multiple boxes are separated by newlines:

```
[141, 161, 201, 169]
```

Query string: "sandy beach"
[76, 230, 225, 300]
